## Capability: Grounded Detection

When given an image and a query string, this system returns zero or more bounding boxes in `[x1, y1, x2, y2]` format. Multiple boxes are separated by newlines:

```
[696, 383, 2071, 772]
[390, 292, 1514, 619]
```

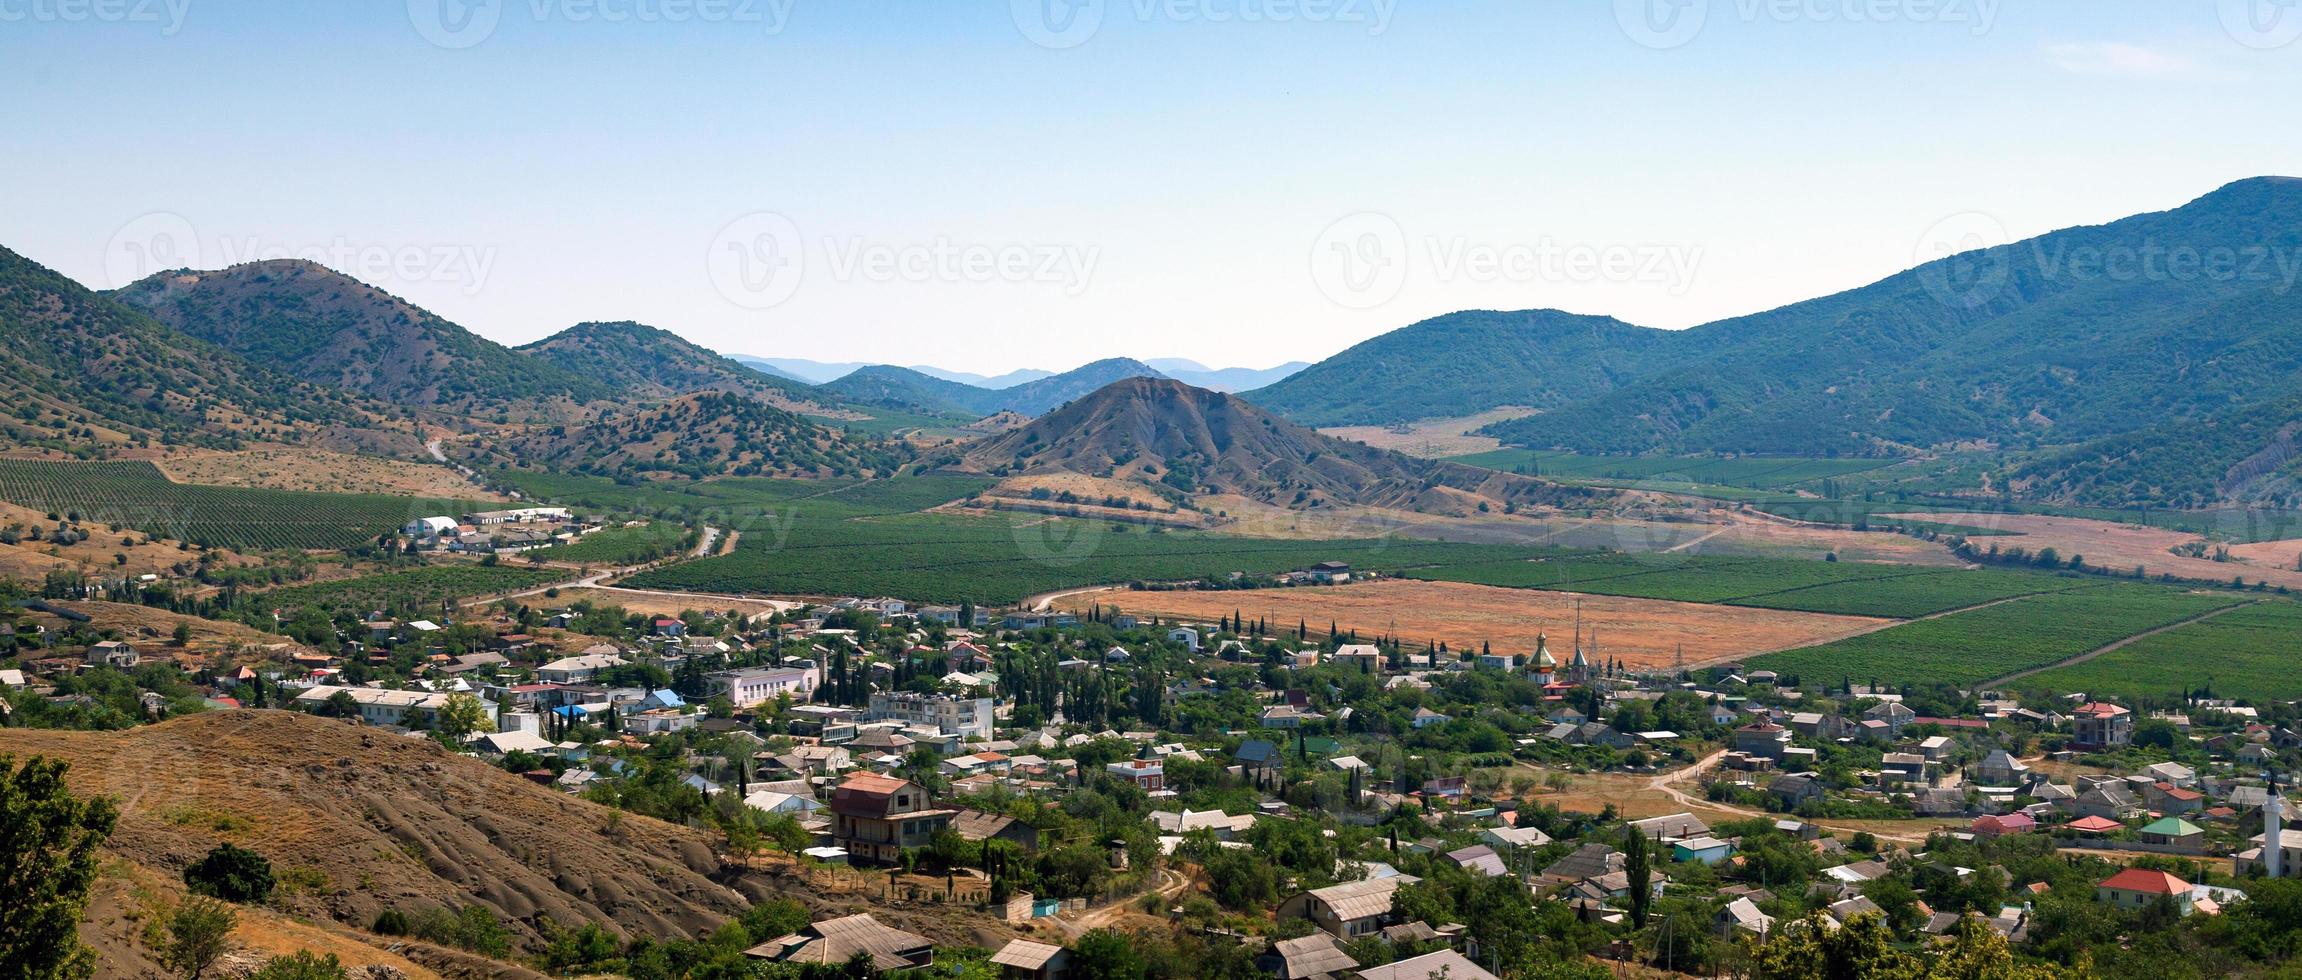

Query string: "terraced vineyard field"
[0, 459, 488, 551]
[1405, 555, 2089, 619]
[1745, 584, 2251, 687]
[2016, 599, 2299, 703]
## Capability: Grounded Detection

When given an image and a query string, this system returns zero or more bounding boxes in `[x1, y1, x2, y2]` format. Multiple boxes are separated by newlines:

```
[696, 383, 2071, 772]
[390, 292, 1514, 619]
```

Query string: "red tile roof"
[2098, 868, 2188, 896]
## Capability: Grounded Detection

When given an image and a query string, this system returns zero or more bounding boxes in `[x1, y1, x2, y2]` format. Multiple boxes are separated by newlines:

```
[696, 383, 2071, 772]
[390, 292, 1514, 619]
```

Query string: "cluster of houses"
[400, 507, 579, 554]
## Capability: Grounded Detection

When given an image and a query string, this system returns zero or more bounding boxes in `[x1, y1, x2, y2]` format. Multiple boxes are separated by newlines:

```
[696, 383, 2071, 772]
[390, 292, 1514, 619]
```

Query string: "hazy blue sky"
[5, 1, 2298, 373]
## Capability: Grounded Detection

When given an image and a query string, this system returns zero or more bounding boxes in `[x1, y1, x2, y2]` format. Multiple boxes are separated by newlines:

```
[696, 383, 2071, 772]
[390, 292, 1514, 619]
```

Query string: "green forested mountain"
[820, 364, 1009, 416]
[1238, 178, 2302, 508]
[114, 261, 614, 417]
[1484, 177, 2302, 457]
[0, 247, 379, 450]
[1243, 309, 1687, 426]
[482, 391, 915, 481]
[516, 321, 847, 414]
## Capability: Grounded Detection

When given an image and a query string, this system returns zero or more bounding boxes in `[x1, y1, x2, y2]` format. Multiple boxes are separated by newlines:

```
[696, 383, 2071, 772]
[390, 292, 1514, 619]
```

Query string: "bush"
[184, 842, 274, 902]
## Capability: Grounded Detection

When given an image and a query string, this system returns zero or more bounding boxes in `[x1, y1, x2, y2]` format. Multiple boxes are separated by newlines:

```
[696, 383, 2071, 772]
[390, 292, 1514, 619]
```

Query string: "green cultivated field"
[249, 565, 564, 618]
[2018, 599, 2296, 703]
[0, 459, 490, 552]
[539, 521, 696, 564]
[1451, 450, 1897, 489]
[1405, 555, 2088, 619]
[495, 472, 1532, 604]
[1746, 584, 2250, 687]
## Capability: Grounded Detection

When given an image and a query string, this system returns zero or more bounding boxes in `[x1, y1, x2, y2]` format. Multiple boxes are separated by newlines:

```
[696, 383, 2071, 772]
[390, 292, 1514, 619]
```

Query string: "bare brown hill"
[962, 377, 1609, 515]
[0, 711, 754, 950]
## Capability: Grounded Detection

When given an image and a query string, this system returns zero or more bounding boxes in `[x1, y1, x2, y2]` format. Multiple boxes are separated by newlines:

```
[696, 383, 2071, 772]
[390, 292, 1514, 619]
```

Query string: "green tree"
[0, 755, 118, 980]
[184, 843, 274, 903]
[433, 693, 494, 741]
[247, 951, 349, 980]
[157, 897, 238, 980]
[1069, 929, 1148, 980]
[1623, 824, 1652, 929]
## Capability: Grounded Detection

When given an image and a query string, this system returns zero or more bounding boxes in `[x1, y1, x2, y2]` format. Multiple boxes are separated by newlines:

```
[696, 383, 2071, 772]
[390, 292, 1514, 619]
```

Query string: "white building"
[294, 685, 453, 727]
[708, 666, 817, 708]
[865, 692, 995, 740]
[538, 653, 628, 684]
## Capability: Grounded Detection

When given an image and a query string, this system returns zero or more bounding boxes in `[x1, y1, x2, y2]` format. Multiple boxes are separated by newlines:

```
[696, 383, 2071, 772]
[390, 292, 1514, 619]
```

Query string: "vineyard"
[245, 564, 565, 619]
[1404, 555, 2090, 619]
[0, 459, 489, 552]
[1745, 583, 2252, 687]
[2017, 599, 2299, 703]
[540, 522, 697, 564]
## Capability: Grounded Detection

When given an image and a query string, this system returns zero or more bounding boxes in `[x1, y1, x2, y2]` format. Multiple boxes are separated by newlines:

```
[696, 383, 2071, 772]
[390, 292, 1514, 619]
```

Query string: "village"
[5, 549, 2299, 980]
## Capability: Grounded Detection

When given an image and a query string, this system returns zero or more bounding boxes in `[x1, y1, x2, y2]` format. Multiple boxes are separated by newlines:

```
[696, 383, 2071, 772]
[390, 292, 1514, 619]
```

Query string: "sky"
[4, 0, 2300, 375]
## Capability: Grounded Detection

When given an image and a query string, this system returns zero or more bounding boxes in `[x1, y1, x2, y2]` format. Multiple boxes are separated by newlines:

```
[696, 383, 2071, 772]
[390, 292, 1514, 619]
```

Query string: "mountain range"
[1246, 177, 2302, 508]
[741, 356, 1308, 393]
[14, 176, 2302, 509]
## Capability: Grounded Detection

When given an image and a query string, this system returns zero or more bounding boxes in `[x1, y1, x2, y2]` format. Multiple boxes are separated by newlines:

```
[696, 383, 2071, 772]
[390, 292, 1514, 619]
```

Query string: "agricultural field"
[1449, 450, 1898, 489]
[1055, 578, 1893, 669]
[505, 472, 1532, 604]
[630, 511, 1538, 605]
[1745, 583, 2252, 688]
[246, 564, 565, 619]
[1404, 554, 2089, 619]
[0, 459, 489, 552]
[538, 522, 696, 564]
[2015, 599, 2301, 704]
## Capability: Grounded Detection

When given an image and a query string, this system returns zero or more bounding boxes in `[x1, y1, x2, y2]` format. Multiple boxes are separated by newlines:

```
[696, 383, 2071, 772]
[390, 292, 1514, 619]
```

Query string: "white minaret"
[2268, 777, 2287, 879]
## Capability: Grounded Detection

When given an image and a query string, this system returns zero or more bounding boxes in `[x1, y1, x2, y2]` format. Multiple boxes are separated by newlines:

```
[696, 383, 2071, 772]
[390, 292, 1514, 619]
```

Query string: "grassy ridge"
[0, 459, 491, 552]
[2016, 599, 2297, 703]
[1745, 584, 2251, 687]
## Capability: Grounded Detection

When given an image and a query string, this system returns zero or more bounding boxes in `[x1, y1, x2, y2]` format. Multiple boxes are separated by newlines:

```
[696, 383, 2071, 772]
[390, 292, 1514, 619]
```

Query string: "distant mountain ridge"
[821, 357, 1170, 418]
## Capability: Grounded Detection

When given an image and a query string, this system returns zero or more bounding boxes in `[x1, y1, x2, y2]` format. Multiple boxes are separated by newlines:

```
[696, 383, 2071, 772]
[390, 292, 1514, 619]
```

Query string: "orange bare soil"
[1885, 513, 2302, 590]
[1054, 578, 1892, 668]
